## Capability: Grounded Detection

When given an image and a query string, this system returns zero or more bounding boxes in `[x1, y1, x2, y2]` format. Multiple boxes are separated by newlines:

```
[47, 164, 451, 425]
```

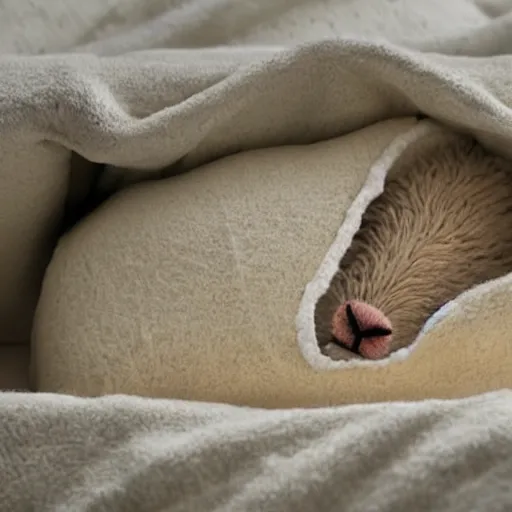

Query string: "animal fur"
[315, 139, 512, 360]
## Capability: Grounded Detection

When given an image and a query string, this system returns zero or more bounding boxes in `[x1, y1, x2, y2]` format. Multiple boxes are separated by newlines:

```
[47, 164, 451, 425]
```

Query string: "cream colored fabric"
[32, 118, 412, 404]
[0, 1, 510, 384]
[1, 0, 506, 401]
[1, 389, 512, 512]
[2, 2, 512, 508]
[0, 0, 491, 55]
[33, 118, 512, 406]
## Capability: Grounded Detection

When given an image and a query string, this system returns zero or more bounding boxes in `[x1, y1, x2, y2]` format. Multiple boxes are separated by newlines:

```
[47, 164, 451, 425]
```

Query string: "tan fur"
[315, 139, 512, 360]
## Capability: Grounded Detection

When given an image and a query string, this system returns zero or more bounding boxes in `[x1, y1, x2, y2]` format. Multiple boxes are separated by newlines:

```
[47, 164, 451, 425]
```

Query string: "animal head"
[315, 139, 512, 360]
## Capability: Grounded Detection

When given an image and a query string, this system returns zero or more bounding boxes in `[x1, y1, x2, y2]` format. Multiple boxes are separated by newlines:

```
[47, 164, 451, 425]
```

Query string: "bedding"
[8, 0, 508, 405]
[1, 0, 512, 349]
[1, 0, 512, 509]
[32, 119, 512, 407]
[1, 389, 512, 511]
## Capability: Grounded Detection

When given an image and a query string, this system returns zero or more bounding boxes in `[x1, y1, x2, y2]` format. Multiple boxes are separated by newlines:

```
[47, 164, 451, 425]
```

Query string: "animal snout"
[331, 300, 393, 360]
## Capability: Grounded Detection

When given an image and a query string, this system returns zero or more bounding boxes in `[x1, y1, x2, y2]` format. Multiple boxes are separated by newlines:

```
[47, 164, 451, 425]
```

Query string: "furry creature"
[315, 139, 512, 361]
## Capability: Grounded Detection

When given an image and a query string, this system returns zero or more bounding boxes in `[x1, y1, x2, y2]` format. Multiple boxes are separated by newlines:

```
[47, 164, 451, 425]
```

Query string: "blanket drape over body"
[1, 1, 512, 508]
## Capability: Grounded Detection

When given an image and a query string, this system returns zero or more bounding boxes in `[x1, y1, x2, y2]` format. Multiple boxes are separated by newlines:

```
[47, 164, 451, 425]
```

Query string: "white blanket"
[1, 390, 512, 511]
[2, 0, 512, 510]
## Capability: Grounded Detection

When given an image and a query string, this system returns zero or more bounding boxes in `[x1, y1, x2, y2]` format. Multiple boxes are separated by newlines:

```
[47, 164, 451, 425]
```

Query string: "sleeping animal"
[315, 138, 512, 361]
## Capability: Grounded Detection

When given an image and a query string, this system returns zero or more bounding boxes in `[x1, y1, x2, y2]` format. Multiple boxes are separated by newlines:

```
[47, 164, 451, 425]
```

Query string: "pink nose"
[331, 300, 392, 360]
